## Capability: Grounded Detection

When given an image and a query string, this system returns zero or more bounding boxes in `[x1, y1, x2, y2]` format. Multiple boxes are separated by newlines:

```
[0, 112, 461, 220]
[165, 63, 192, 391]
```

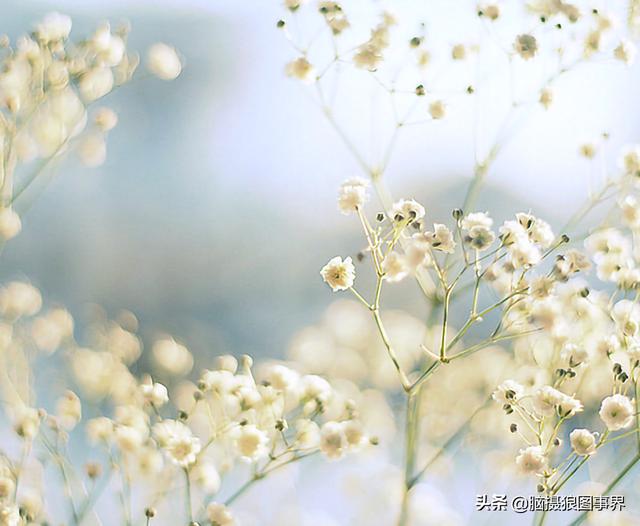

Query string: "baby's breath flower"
[320, 421, 347, 459]
[570, 429, 597, 456]
[94, 107, 118, 132]
[153, 419, 201, 467]
[147, 43, 182, 80]
[390, 199, 425, 223]
[13, 406, 40, 439]
[492, 380, 524, 405]
[599, 394, 634, 431]
[35, 12, 72, 43]
[86, 417, 114, 444]
[285, 57, 316, 83]
[382, 252, 409, 283]
[560, 343, 589, 366]
[55, 390, 81, 430]
[295, 418, 320, 448]
[0, 208, 21, 241]
[614, 40, 637, 64]
[337, 177, 369, 214]
[539, 88, 553, 109]
[514, 34, 538, 60]
[321, 256, 355, 291]
[424, 224, 456, 253]
[532, 385, 565, 417]
[152, 338, 194, 376]
[428, 100, 446, 120]
[141, 379, 169, 407]
[0, 504, 20, 526]
[515, 445, 547, 475]
[354, 43, 383, 71]
[233, 424, 269, 461]
[620, 145, 640, 177]
[192, 462, 221, 494]
[207, 502, 235, 526]
[79, 67, 114, 102]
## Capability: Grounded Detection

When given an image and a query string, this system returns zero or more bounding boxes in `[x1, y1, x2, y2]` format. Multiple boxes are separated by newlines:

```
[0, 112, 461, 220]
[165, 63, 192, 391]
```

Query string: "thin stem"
[184, 468, 193, 523]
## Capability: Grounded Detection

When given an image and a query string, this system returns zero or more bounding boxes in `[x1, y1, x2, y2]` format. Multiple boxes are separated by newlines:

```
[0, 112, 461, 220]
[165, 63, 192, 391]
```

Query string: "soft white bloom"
[382, 252, 409, 282]
[405, 235, 433, 269]
[354, 43, 383, 71]
[343, 420, 367, 448]
[557, 394, 583, 418]
[234, 424, 269, 461]
[0, 208, 21, 241]
[515, 445, 546, 474]
[425, 224, 456, 253]
[300, 374, 332, 403]
[77, 132, 106, 167]
[92, 23, 125, 66]
[153, 420, 201, 466]
[429, 100, 446, 119]
[499, 220, 527, 246]
[0, 477, 15, 500]
[320, 421, 347, 459]
[263, 363, 299, 392]
[0, 504, 20, 526]
[141, 380, 169, 407]
[612, 300, 640, 337]
[36, 12, 72, 42]
[620, 145, 640, 177]
[207, 502, 235, 525]
[285, 57, 315, 83]
[620, 195, 640, 228]
[147, 43, 182, 80]
[192, 462, 221, 494]
[599, 394, 635, 431]
[530, 219, 554, 248]
[461, 212, 493, 230]
[514, 34, 537, 60]
[13, 407, 40, 439]
[532, 386, 565, 417]
[337, 178, 369, 214]
[79, 67, 114, 102]
[152, 338, 194, 376]
[390, 199, 425, 222]
[94, 107, 118, 132]
[614, 40, 637, 65]
[86, 417, 114, 443]
[570, 429, 597, 456]
[507, 237, 541, 268]
[492, 380, 525, 404]
[560, 343, 589, 366]
[56, 390, 81, 430]
[295, 419, 320, 448]
[320, 256, 355, 291]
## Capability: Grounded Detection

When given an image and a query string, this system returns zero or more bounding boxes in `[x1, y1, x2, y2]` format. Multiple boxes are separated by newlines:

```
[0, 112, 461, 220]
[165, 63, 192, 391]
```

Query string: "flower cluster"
[0, 279, 370, 525]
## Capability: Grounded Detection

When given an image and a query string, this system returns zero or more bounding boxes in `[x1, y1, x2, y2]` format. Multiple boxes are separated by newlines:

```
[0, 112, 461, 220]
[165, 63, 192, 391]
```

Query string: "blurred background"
[2, 0, 639, 368]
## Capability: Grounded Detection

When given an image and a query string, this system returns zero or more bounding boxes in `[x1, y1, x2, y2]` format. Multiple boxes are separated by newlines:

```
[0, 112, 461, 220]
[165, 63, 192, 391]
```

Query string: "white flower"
[79, 67, 114, 102]
[207, 502, 235, 525]
[192, 462, 221, 494]
[557, 394, 583, 418]
[461, 212, 493, 230]
[152, 338, 194, 376]
[492, 380, 525, 405]
[620, 195, 640, 228]
[147, 43, 182, 80]
[514, 34, 537, 60]
[530, 219, 554, 248]
[532, 386, 565, 417]
[141, 380, 169, 407]
[354, 43, 383, 71]
[153, 420, 201, 467]
[92, 23, 125, 66]
[425, 224, 456, 253]
[405, 235, 433, 270]
[320, 256, 355, 291]
[570, 429, 597, 456]
[0, 477, 15, 500]
[499, 220, 527, 246]
[56, 390, 81, 430]
[0, 208, 21, 241]
[515, 446, 546, 474]
[234, 424, 269, 461]
[0, 504, 20, 526]
[620, 145, 640, 177]
[13, 407, 40, 439]
[94, 107, 118, 132]
[560, 343, 589, 366]
[295, 419, 320, 448]
[614, 40, 637, 65]
[383, 252, 409, 283]
[285, 57, 315, 83]
[337, 178, 369, 214]
[429, 100, 446, 120]
[612, 300, 640, 337]
[599, 394, 635, 431]
[320, 421, 347, 459]
[86, 417, 114, 444]
[36, 12, 72, 42]
[507, 238, 541, 268]
[390, 199, 425, 223]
